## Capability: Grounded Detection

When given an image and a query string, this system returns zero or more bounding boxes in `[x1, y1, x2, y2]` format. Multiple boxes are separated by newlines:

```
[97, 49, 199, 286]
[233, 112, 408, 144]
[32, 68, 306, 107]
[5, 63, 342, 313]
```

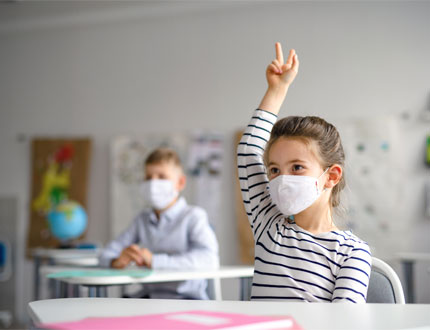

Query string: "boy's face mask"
[269, 168, 329, 216]
[141, 179, 178, 210]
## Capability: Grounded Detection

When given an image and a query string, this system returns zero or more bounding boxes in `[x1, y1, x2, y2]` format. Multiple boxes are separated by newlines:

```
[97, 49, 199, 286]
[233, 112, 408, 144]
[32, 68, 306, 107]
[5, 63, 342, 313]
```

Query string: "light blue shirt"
[99, 197, 219, 299]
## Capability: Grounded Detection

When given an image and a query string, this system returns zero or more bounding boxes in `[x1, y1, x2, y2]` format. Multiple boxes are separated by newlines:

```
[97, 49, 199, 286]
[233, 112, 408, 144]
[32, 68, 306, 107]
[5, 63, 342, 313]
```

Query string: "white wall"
[1, 1, 429, 323]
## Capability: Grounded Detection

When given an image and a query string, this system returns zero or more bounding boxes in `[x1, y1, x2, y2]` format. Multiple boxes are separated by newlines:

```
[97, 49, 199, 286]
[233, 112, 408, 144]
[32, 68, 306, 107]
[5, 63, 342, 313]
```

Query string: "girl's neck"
[293, 195, 338, 234]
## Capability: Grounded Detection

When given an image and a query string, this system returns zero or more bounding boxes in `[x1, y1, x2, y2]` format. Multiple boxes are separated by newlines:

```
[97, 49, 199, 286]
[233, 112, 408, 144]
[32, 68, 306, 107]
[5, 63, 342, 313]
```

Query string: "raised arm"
[259, 42, 299, 114]
[237, 43, 299, 237]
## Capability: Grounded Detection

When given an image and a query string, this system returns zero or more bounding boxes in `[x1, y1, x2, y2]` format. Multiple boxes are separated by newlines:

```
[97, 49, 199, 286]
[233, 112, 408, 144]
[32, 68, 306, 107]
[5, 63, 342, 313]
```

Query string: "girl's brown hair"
[264, 116, 345, 208]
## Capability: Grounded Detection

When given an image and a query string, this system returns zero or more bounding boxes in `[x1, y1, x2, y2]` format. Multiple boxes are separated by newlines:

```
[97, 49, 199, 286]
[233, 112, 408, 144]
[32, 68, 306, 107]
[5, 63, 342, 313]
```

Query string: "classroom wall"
[0, 1, 429, 323]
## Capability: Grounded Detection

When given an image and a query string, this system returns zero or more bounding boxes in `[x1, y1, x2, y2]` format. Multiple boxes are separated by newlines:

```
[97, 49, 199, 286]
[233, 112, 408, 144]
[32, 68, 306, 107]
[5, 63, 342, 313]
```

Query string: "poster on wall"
[110, 132, 224, 240]
[27, 138, 92, 256]
[187, 131, 224, 227]
[339, 115, 405, 258]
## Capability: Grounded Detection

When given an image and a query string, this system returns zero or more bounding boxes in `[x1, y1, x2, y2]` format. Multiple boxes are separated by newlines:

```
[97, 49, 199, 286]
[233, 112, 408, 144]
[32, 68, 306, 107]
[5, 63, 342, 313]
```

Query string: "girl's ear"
[325, 165, 342, 189]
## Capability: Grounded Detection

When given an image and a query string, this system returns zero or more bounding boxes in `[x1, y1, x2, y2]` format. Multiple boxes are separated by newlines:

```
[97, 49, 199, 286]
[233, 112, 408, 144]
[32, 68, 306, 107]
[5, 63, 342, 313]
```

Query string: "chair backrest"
[367, 257, 405, 304]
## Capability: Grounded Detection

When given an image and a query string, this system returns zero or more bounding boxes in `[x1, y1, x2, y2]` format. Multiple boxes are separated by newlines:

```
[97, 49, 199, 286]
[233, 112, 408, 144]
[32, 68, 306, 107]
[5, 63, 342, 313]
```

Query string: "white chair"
[367, 257, 405, 304]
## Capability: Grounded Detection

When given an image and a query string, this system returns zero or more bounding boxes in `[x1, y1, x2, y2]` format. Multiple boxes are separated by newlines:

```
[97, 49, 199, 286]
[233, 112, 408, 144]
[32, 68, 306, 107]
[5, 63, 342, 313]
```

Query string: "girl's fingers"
[269, 63, 281, 74]
[286, 49, 295, 66]
[272, 59, 280, 67]
[292, 54, 299, 73]
[271, 60, 282, 73]
[275, 42, 284, 65]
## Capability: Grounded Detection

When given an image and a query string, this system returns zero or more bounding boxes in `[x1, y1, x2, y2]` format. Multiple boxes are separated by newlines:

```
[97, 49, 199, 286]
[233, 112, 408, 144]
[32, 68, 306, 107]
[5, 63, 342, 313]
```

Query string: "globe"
[47, 201, 87, 242]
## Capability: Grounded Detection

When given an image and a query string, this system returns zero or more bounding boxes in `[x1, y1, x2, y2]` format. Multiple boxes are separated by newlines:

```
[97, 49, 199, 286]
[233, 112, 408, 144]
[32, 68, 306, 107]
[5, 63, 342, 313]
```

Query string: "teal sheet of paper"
[47, 269, 153, 278]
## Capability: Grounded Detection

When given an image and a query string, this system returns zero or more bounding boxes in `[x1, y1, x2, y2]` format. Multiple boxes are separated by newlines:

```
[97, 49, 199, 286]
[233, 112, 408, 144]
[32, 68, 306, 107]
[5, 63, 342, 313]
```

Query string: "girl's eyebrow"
[268, 159, 308, 167]
[287, 159, 308, 164]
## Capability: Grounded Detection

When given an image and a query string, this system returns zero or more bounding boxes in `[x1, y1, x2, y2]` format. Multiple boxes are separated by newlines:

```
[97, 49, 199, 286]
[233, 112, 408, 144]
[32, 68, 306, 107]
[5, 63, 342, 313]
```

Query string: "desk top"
[32, 248, 100, 259]
[28, 298, 430, 330]
[42, 265, 254, 286]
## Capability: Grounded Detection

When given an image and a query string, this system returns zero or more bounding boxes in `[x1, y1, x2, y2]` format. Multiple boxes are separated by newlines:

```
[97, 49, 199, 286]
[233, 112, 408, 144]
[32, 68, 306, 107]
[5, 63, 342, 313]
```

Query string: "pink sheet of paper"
[41, 310, 303, 330]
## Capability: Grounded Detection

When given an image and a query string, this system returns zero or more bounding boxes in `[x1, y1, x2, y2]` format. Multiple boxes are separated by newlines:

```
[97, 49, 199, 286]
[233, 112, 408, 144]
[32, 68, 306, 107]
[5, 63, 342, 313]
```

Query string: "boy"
[99, 147, 220, 299]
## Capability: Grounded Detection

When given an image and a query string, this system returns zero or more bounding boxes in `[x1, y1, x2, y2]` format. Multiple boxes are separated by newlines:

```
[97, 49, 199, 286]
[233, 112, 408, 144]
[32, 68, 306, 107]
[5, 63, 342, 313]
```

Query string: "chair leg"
[403, 261, 414, 303]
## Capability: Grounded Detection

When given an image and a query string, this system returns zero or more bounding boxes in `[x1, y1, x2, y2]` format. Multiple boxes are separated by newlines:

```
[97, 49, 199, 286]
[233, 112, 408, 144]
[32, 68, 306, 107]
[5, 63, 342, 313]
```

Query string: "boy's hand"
[111, 244, 145, 269]
[266, 42, 299, 91]
[140, 247, 153, 269]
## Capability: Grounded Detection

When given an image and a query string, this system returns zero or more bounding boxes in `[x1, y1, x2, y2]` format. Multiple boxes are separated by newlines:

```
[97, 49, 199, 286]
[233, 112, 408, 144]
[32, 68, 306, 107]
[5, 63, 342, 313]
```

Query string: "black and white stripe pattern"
[237, 109, 372, 303]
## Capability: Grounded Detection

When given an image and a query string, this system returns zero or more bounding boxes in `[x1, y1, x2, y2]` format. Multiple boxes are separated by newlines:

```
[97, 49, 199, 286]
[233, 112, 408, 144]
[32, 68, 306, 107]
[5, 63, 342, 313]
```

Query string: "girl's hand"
[266, 42, 299, 90]
[258, 42, 299, 114]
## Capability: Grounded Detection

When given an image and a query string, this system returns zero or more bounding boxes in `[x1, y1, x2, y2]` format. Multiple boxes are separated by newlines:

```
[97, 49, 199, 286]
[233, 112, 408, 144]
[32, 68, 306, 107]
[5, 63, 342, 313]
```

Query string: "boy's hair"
[145, 147, 183, 170]
[264, 116, 345, 208]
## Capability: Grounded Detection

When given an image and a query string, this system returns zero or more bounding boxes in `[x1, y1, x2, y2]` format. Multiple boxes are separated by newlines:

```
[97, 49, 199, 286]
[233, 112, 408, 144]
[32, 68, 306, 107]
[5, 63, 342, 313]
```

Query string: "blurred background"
[0, 0, 429, 327]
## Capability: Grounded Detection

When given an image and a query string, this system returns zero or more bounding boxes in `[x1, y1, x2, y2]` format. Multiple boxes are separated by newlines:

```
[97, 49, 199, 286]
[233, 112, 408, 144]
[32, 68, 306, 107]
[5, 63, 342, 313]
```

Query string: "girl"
[238, 43, 371, 303]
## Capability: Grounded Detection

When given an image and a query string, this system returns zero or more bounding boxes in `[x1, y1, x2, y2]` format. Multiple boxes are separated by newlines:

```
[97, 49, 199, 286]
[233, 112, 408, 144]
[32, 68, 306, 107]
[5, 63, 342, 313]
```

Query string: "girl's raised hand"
[266, 42, 299, 90]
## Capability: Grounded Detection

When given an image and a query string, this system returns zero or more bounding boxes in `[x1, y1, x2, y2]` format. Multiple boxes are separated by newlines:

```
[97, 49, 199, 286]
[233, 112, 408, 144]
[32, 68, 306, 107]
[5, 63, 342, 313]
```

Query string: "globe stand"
[58, 241, 74, 249]
[57, 239, 97, 250]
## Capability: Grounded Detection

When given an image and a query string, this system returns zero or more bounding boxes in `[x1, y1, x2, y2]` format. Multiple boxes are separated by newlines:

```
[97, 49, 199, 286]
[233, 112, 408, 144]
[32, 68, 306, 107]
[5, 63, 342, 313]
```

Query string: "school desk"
[28, 298, 430, 330]
[42, 265, 254, 300]
[32, 248, 99, 300]
[397, 252, 430, 303]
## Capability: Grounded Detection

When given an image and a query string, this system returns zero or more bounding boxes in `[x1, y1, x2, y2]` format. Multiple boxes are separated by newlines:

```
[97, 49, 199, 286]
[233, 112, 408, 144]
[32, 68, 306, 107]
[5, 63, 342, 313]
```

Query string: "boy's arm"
[98, 218, 140, 267]
[150, 209, 219, 270]
[237, 43, 299, 236]
[332, 243, 372, 303]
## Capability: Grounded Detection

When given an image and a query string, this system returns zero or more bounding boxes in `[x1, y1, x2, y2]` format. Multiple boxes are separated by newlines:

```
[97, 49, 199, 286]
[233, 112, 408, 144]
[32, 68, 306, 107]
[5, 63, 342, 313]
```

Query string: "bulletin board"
[339, 116, 404, 258]
[27, 138, 91, 256]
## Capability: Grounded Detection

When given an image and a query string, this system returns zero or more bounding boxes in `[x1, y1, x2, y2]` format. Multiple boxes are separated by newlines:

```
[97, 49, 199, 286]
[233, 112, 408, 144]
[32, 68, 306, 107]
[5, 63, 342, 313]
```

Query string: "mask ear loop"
[317, 167, 331, 193]
[318, 167, 336, 230]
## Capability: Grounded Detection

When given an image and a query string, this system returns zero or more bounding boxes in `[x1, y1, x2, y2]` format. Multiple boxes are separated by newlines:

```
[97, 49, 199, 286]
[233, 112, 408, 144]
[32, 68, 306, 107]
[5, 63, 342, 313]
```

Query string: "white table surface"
[42, 265, 254, 286]
[28, 298, 430, 330]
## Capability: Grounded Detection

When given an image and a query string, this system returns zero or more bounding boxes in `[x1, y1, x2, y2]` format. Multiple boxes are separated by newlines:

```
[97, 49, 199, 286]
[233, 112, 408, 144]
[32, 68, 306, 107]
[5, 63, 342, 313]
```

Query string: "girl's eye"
[292, 164, 304, 172]
[269, 167, 279, 175]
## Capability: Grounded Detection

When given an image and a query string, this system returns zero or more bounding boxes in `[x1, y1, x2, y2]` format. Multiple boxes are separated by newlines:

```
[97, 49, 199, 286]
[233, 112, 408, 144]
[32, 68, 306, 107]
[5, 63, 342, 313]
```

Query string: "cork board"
[235, 131, 254, 264]
[27, 138, 91, 256]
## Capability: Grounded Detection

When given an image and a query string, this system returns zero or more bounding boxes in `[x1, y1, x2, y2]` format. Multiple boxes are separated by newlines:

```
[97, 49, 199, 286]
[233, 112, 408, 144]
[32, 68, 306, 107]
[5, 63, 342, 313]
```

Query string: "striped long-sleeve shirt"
[237, 109, 372, 303]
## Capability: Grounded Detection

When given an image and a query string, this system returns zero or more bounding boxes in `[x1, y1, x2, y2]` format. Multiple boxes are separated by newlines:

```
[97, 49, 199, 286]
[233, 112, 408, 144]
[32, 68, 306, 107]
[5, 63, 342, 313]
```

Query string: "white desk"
[43, 265, 254, 300]
[32, 248, 99, 300]
[28, 298, 430, 330]
[397, 252, 430, 303]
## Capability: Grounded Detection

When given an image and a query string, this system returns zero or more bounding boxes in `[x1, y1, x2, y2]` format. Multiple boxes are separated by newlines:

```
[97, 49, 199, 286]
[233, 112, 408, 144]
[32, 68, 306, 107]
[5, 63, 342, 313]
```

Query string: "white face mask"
[141, 179, 179, 210]
[269, 168, 329, 216]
